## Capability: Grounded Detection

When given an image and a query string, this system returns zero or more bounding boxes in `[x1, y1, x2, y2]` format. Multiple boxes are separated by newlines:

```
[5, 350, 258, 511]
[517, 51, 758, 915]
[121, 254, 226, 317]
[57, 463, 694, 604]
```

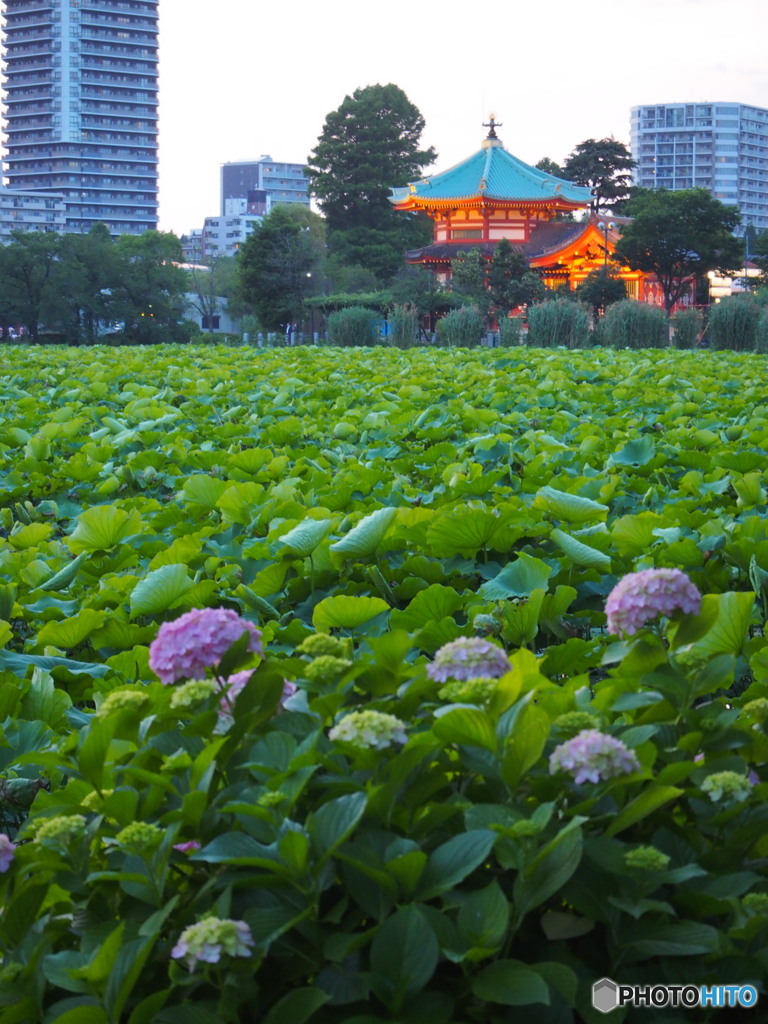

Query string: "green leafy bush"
[436, 306, 484, 348]
[326, 306, 381, 347]
[2, 581, 767, 1023]
[601, 299, 668, 348]
[2, 345, 768, 1021]
[671, 307, 703, 350]
[709, 295, 761, 351]
[526, 299, 590, 348]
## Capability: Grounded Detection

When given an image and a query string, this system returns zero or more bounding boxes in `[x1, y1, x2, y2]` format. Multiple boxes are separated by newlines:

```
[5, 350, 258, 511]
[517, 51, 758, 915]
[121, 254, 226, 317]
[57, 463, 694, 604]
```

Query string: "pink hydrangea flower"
[427, 637, 511, 683]
[149, 608, 262, 684]
[215, 672, 297, 731]
[0, 834, 16, 873]
[605, 568, 701, 637]
[173, 840, 202, 854]
[549, 729, 641, 784]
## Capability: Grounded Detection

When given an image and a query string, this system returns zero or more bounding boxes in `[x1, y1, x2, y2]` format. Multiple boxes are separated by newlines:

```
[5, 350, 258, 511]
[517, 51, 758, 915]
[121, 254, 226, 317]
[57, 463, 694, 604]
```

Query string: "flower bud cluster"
[701, 771, 754, 803]
[329, 710, 407, 750]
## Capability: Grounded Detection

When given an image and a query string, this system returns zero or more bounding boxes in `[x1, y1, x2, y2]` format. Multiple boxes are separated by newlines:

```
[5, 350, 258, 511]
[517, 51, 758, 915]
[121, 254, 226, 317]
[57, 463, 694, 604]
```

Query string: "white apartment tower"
[630, 102, 768, 234]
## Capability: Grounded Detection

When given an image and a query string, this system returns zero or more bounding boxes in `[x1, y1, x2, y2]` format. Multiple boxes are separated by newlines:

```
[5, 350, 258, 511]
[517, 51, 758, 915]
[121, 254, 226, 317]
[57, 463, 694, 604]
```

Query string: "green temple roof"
[390, 137, 593, 207]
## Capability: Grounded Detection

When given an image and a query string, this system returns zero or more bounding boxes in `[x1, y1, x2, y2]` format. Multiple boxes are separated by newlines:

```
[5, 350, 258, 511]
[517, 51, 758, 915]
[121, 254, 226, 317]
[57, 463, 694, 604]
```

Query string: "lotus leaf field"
[1, 344, 768, 1023]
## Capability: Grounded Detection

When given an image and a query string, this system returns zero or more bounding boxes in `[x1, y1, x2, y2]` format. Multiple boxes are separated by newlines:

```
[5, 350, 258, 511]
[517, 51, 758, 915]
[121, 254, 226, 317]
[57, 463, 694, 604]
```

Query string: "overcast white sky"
[158, 0, 768, 237]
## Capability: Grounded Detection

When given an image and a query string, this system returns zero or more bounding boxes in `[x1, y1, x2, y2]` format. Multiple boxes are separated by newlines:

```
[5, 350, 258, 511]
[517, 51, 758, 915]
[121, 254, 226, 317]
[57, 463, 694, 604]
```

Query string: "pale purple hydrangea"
[605, 568, 701, 637]
[427, 637, 511, 683]
[149, 608, 262, 684]
[549, 729, 641, 784]
[0, 834, 16, 873]
[171, 916, 254, 972]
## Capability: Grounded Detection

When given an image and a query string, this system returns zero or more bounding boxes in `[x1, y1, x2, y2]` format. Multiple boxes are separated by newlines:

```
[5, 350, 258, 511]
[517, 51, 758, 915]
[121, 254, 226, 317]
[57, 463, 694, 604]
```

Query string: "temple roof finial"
[483, 114, 502, 140]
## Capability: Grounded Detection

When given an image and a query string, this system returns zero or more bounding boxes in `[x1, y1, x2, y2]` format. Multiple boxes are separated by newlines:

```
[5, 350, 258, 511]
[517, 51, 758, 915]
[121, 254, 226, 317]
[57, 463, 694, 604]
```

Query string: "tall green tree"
[1, 232, 62, 341]
[112, 231, 188, 343]
[563, 137, 635, 213]
[487, 238, 547, 315]
[185, 255, 242, 334]
[536, 157, 565, 178]
[450, 249, 491, 318]
[615, 188, 742, 315]
[54, 224, 121, 344]
[752, 229, 768, 285]
[306, 83, 436, 280]
[237, 206, 325, 330]
[574, 268, 627, 317]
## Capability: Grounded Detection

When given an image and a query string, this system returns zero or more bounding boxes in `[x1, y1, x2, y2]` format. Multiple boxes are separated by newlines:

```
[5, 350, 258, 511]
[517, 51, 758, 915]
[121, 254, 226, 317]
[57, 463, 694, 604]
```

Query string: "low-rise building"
[0, 188, 66, 242]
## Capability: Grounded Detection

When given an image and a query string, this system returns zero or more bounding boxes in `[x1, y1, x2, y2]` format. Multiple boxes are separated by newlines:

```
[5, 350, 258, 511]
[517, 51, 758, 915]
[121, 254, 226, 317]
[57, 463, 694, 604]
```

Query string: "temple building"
[390, 119, 646, 299]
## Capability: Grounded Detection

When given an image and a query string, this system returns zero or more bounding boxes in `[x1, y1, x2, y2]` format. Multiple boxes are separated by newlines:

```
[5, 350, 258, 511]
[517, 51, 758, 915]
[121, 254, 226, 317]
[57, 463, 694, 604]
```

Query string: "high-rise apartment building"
[2, 0, 158, 236]
[630, 102, 768, 234]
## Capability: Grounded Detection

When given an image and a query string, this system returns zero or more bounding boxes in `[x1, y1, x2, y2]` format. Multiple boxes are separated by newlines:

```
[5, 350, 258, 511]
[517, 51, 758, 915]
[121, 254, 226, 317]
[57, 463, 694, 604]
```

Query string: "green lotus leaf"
[181, 474, 230, 510]
[390, 584, 465, 633]
[276, 518, 332, 559]
[330, 507, 398, 559]
[480, 554, 552, 600]
[550, 529, 611, 570]
[67, 505, 144, 554]
[606, 436, 656, 467]
[129, 563, 195, 619]
[36, 608, 107, 649]
[313, 595, 390, 632]
[426, 508, 504, 557]
[535, 486, 608, 524]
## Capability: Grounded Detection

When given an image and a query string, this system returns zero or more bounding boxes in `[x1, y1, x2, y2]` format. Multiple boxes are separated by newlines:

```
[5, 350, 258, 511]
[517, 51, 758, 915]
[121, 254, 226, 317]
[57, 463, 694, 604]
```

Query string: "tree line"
[0, 226, 191, 344]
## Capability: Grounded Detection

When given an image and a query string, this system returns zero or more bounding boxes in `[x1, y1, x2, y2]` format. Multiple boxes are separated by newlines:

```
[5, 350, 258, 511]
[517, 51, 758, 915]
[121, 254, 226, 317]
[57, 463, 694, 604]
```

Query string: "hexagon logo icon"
[593, 977, 619, 1014]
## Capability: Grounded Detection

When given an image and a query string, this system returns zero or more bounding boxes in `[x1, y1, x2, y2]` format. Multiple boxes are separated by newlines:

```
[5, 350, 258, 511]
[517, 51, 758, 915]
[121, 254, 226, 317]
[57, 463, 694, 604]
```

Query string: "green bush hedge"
[709, 295, 761, 351]
[436, 307, 484, 348]
[671, 307, 702, 350]
[601, 299, 667, 349]
[326, 306, 381, 347]
[526, 299, 590, 348]
[388, 305, 419, 349]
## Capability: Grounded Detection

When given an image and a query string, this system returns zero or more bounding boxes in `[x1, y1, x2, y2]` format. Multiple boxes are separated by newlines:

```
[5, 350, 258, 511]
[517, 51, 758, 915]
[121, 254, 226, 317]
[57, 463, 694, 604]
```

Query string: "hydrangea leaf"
[471, 961, 550, 1006]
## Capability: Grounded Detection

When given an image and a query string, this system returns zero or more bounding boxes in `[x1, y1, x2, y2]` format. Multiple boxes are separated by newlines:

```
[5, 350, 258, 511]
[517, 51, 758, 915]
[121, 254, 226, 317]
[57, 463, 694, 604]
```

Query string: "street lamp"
[597, 220, 616, 272]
